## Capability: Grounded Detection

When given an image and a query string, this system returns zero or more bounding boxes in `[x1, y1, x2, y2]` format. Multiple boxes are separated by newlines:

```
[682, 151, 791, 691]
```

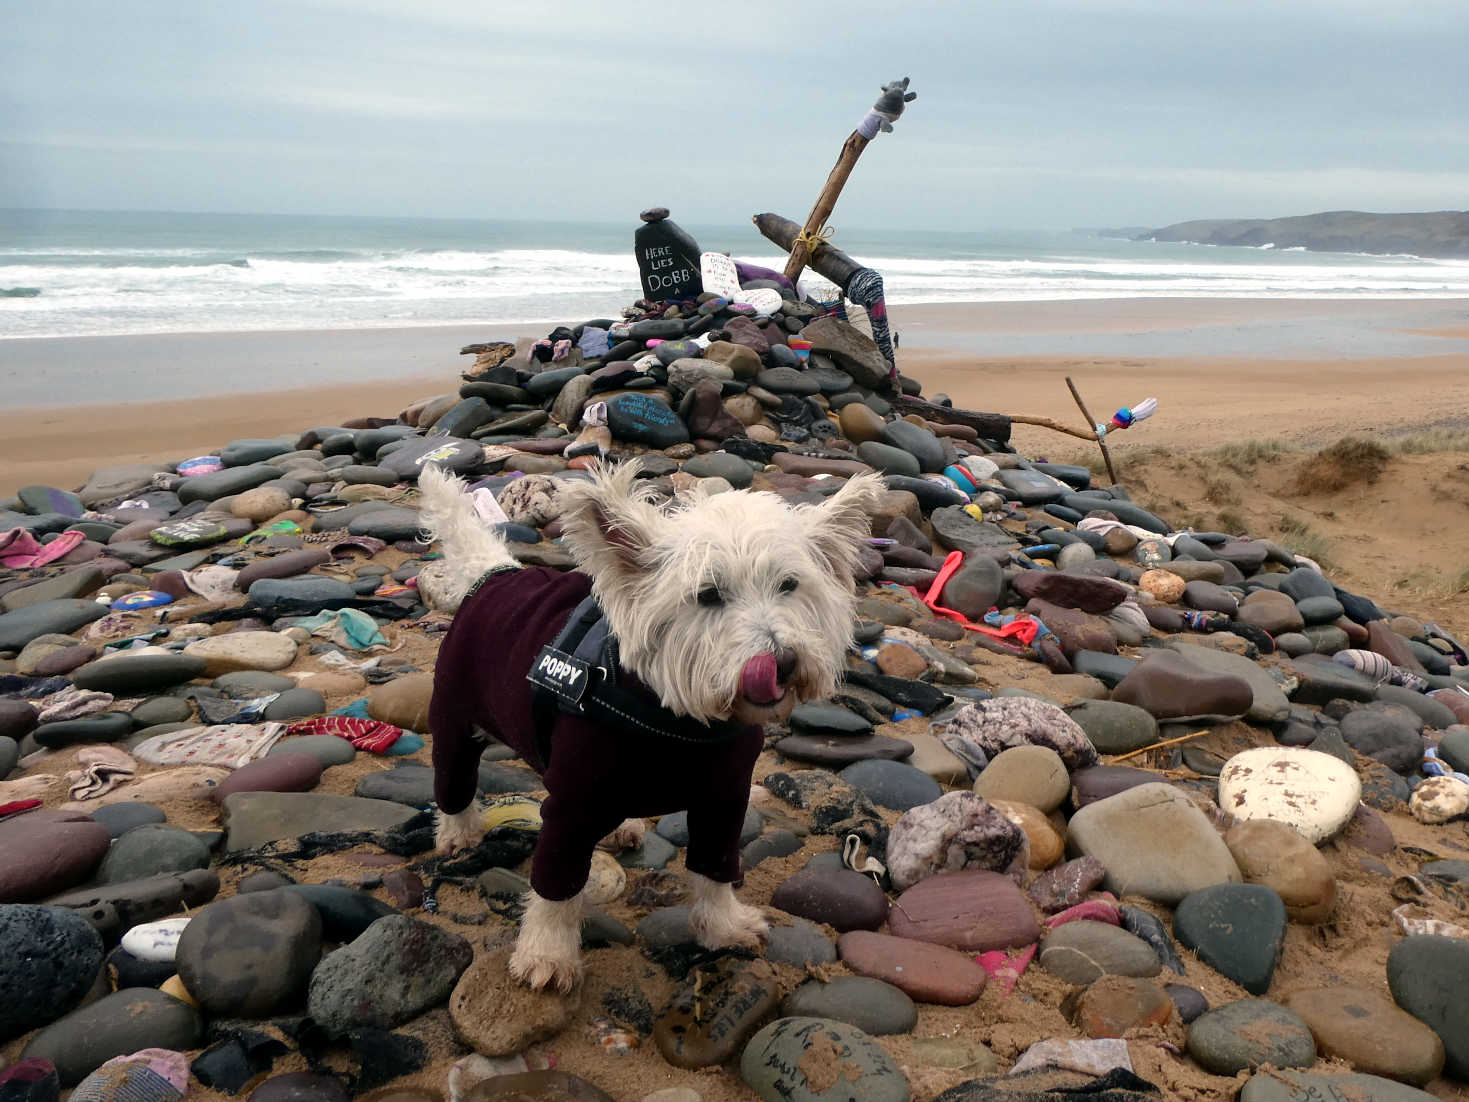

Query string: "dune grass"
[1384, 427, 1469, 454]
[1274, 514, 1336, 570]
[1289, 436, 1391, 495]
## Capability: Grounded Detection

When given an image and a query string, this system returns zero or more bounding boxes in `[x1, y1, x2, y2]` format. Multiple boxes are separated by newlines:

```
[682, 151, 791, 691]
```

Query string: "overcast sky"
[4, 0, 1466, 230]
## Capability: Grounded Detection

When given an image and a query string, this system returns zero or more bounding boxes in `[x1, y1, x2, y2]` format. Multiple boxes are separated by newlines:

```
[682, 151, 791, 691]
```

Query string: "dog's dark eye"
[697, 586, 724, 607]
[778, 577, 799, 595]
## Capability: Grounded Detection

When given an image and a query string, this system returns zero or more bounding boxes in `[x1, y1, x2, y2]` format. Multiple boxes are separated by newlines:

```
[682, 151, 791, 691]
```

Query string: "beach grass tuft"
[1392, 566, 1469, 597]
[1290, 435, 1390, 495]
[1275, 514, 1335, 569]
[1203, 476, 1239, 507]
[1386, 427, 1469, 454]
[1215, 509, 1247, 534]
[1209, 438, 1293, 473]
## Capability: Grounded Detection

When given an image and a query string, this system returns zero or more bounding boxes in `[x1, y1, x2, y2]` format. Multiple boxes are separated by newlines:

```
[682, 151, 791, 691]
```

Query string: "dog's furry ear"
[558, 460, 664, 578]
[802, 472, 884, 578]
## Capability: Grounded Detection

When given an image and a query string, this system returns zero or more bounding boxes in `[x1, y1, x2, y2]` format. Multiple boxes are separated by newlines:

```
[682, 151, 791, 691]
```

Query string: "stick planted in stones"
[782, 78, 917, 284]
[1065, 375, 1119, 486]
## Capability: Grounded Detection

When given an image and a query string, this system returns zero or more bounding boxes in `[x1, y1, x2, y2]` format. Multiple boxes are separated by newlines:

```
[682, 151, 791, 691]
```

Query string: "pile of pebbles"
[2, 274, 1469, 1102]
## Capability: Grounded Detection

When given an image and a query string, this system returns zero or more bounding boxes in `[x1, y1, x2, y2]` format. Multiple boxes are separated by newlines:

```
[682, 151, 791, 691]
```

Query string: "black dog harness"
[524, 592, 750, 759]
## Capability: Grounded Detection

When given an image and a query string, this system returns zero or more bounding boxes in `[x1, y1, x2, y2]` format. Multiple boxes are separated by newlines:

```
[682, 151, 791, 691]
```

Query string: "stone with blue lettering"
[605, 393, 689, 448]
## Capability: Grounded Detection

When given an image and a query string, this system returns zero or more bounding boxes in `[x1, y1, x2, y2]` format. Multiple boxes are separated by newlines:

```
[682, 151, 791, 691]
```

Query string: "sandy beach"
[5, 296, 1468, 498]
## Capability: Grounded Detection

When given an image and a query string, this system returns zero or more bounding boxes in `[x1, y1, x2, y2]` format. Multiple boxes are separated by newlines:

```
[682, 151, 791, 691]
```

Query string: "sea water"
[4, 208, 1469, 340]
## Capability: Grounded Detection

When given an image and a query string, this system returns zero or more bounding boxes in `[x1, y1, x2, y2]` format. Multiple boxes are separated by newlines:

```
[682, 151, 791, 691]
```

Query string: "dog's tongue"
[740, 653, 783, 704]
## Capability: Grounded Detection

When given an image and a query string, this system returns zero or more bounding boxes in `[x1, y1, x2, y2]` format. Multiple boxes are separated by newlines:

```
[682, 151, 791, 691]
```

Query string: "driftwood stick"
[1008, 414, 1099, 442]
[1064, 375, 1119, 485]
[781, 77, 916, 284]
[1108, 729, 1211, 764]
[784, 131, 872, 284]
[888, 396, 1112, 450]
[887, 393, 1012, 444]
[752, 212, 863, 292]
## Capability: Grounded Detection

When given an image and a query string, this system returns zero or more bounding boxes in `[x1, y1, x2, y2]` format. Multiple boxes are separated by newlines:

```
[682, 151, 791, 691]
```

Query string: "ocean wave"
[4, 239, 1469, 339]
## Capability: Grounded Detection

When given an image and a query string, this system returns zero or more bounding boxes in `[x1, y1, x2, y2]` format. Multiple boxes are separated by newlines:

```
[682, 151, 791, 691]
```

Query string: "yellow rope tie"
[793, 224, 835, 257]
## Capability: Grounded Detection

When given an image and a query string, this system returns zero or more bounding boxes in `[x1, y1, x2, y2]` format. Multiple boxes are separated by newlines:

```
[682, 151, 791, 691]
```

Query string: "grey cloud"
[2, 0, 1466, 226]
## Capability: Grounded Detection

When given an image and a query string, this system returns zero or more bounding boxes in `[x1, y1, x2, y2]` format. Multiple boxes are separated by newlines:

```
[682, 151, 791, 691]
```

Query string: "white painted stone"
[583, 849, 627, 905]
[1217, 746, 1361, 843]
[698, 252, 741, 298]
[732, 287, 783, 317]
[184, 630, 298, 674]
[120, 916, 193, 963]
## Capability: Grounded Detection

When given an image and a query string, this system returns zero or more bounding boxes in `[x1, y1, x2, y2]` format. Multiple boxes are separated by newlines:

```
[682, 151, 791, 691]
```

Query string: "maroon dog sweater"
[430, 566, 764, 901]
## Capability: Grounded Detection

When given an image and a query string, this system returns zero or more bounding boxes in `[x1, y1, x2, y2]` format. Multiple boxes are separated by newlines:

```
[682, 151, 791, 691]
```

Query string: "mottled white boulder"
[885, 791, 1028, 891]
[1217, 747, 1360, 843]
[1410, 775, 1469, 825]
[945, 697, 1098, 771]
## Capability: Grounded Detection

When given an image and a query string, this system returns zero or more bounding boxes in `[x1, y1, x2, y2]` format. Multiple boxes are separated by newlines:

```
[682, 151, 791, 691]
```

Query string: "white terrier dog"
[417, 460, 881, 992]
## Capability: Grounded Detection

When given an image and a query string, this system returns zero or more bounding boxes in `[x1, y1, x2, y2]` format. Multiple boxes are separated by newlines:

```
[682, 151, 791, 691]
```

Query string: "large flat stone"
[1067, 782, 1242, 905]
[220, 792, 417, 851]
[176, 464, 280, 504]
[0, 599, 109, 651]
[887, 870, 1039, 951]
[1164, 641, 1291, 724]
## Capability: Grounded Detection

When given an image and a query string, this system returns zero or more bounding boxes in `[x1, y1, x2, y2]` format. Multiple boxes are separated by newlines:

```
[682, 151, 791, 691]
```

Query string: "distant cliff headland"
[1134, 210, 1469, 259]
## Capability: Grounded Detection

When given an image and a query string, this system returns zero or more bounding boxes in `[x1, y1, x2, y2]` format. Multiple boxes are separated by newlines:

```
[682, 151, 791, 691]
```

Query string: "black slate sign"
[635, 212, 703, 302]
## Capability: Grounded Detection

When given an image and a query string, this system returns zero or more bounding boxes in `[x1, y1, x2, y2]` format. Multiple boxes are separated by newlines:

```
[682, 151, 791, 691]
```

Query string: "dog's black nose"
[775, 648, 797, 682]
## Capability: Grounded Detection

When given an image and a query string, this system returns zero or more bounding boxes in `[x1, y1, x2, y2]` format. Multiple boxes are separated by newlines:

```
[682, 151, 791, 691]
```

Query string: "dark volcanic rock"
[0, 904, 105, 1043]
[307, 915, 473, 1032]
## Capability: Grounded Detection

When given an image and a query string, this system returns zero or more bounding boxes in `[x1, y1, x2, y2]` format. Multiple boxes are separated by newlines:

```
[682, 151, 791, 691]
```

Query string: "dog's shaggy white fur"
[418, 460, 882, 991]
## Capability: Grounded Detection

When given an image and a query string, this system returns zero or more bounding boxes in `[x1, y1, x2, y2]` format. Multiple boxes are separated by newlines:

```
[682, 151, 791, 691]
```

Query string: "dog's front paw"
[692, 896, 769, 952]
[597, 817, 646, 853]
[507, 942, 583, 993]
[435, 808, 485, 854]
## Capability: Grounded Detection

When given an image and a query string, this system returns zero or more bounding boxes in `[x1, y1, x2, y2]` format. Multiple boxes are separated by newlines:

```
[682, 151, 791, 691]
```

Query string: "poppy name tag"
[527, 646, 592, 705]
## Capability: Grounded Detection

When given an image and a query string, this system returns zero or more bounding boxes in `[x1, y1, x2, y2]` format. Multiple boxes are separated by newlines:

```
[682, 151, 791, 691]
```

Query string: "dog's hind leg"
[596, 817, 646, 852]
[509, 890, 586, 993]
[689, 873, 768, 951]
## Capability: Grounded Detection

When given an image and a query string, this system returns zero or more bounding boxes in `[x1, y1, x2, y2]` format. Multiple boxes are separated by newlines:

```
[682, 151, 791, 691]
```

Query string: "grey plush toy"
[872, 77, 917, 132]
[858, 77, 917, 139]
